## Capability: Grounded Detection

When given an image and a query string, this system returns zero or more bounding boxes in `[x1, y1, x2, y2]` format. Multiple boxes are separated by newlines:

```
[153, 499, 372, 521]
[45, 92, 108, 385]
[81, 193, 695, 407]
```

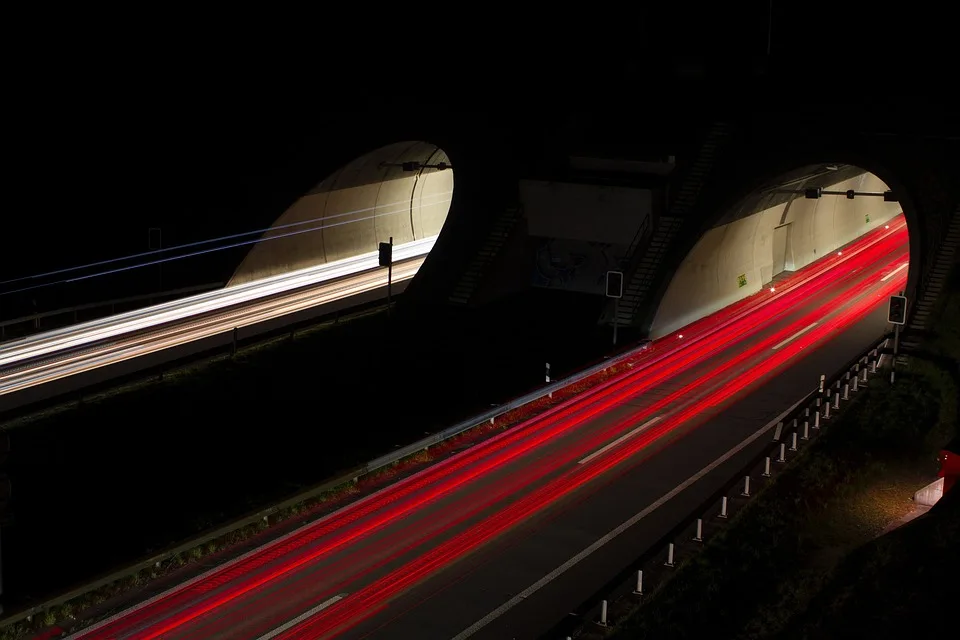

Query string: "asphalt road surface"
[68, 218, 909, 640]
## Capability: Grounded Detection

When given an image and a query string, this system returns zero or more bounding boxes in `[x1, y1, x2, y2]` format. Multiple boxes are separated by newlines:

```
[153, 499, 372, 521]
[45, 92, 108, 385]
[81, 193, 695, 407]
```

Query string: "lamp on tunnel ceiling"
[785, 187, 897, 202]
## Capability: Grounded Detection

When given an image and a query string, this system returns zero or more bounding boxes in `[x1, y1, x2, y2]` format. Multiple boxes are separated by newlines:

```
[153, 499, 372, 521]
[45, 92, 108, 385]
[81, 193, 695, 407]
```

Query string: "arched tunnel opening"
[649, 166, 910, 339]
[229, 140, 454, 286]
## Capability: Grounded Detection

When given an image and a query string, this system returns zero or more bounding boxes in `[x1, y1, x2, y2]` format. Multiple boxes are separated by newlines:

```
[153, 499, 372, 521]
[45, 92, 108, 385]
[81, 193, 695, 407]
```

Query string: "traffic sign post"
[379, 237, 394, 317]
[606, 271, 623, 346]
[888, 293, 907, 384]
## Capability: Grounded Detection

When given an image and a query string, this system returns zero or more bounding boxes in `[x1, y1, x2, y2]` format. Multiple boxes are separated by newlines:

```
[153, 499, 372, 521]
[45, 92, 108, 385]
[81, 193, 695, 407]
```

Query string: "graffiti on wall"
[531, 238, 629, 295]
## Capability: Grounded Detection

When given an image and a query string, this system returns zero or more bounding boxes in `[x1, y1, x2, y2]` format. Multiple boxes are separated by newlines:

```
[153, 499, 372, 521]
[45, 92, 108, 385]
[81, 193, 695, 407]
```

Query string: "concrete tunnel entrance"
[229, 141, 454, 286]
[650, 168, 908, 338]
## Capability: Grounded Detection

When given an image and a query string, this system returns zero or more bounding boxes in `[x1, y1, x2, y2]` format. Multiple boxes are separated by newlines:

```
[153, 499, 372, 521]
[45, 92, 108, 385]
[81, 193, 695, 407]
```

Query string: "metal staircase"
[902, 204, 960, 350]
[607, 121, 735, 327]
[447, 205, 524, 306]
[613, 216, 685, 325]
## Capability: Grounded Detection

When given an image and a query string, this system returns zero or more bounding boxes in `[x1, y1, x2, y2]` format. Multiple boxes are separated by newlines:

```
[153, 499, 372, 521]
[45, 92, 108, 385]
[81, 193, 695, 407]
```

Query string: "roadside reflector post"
[862, 367, 869, 383]
[790, 432, 798, 451]
[741, 475, 751, 497]
[762, 456, 771, 476]
[545, 362, 550, 383]
[599, 599, 608, 626]
[232, 327, 238, 356]
[833, 392, 841, 409]
[814, 411, 821, 429]
[802, 421, 810, 440]
[719, 496, 729, 518]
[852, 376, 859, 392]
[824, 401, 831, 419]
[694, 518, 704, 542]
[777, 443, 786, 462]
[633, 570, 644, 595]
[665, 543, 676, 567]
[843, 383, 850, 401]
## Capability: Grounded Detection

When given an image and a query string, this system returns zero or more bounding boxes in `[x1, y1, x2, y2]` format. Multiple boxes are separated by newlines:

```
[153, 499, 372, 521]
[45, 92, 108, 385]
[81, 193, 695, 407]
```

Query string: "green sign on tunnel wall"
[737, 273, 747, 288]
[865, 213, 871, 224]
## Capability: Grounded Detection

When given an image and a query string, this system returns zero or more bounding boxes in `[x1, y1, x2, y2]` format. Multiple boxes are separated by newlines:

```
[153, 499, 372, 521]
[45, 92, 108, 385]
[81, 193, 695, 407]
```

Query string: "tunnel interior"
[229, 141, 454, 286]
[651, 167, 908, 338]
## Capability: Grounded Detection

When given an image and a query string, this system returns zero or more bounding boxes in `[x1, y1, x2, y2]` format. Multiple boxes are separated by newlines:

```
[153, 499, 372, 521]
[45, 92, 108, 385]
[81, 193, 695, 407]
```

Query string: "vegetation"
[603, 266, 959, 640]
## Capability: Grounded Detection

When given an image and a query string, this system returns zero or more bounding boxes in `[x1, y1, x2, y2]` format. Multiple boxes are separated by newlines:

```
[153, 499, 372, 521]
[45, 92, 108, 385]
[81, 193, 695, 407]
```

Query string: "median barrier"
[0, 329, 656, 632]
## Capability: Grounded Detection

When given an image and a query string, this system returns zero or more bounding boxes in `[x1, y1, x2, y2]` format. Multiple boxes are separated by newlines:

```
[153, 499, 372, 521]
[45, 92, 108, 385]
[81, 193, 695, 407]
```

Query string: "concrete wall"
[651, 172, 902, 337]
[229, 141, 453, 286]
[520, 180, 652, 245]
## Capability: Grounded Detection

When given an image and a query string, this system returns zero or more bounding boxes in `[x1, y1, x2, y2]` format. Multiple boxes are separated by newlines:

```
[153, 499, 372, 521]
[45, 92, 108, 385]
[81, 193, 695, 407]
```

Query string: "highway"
[0, 237, 434, 407]
[66, 217, 909, 640]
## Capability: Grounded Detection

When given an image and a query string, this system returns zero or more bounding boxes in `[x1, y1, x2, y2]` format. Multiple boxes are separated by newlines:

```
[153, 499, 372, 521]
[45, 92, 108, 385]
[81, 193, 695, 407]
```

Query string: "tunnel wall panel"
[229, 142, 452, 286]
[652, 172, 903, 337]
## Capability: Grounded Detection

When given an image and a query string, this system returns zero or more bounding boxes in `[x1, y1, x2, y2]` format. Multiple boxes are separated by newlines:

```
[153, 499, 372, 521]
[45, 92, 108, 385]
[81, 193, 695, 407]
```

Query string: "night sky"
[2, 3, 949, 318]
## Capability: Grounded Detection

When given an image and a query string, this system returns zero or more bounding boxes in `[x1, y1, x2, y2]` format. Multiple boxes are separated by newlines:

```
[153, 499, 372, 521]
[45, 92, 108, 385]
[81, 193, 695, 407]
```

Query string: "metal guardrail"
[0, 334, 655, 630]
[0, 283, 224, 339]
[548, 332, 893, 638]
[363, 344, 651, 474]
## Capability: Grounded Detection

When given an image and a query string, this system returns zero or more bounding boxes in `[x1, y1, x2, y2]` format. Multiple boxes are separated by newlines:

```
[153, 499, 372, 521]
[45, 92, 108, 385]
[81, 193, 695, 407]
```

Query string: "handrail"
[620, 213, 653, 270]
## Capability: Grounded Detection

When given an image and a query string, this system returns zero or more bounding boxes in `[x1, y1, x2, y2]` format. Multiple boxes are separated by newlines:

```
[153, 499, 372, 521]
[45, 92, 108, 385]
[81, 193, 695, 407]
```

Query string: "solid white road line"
[772, 322, 818, 350]
[450, 390, 814, 640]
[255, 594, 347, 640]
[578, 417, 663, 465]
[881, 263, 909, 282]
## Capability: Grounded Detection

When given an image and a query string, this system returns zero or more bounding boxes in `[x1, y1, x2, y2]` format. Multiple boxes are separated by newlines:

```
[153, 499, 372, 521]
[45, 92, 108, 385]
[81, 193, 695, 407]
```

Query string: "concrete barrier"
[913, 477, 944, 507]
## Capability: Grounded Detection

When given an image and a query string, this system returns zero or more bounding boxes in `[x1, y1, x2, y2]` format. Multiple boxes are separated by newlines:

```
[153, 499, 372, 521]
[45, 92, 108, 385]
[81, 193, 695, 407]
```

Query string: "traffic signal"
[378, 241, 392, 267]
[606, 271, 623, 298]
[888, 295, 907, 325]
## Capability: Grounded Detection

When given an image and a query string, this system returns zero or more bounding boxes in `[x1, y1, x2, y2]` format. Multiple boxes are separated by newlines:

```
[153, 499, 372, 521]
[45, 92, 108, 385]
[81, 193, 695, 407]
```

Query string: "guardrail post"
[599, 599, 608, 626]
[694, 518, 703, 542]
[842, 383, 850, 401]
[762, 456, 771, 477]
[790, 432, 798, 451]
[802, 420, 810, 440]
[852, 376, 859, 392]
[833, 392, 841, 410]
[870, 358, 877, 373]
[665, 543, 676, 567]
[719, 496, 728, 518]
[824, 401, 831, 419]
[814, 411, 821, 429]
[777, 442, 786, 463]
[741, 475, 751, 497]
[633, 569, 644, 595]
[861, 367, 869, 383]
